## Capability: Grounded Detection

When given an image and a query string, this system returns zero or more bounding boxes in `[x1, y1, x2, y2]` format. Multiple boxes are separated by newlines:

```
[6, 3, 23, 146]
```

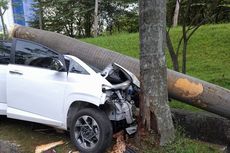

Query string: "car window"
[69, 60, 89, 75]
[0, 42, 11, 65]
[87, 63, 101, 73]
[15, 40, 60, 70]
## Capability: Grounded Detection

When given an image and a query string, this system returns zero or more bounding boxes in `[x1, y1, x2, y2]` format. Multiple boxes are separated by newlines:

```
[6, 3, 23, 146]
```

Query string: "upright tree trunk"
[93, 0, 99, 37]
[84, 13, 92, 37]
[0, 8, 6, 40]
[139, 0, 175, 146]
[182, 17, 187, 74]
[166, 31, 179, 71]
[182, 40, 187, 74]
[173, 0, 181, 27]
[38, 0, 43, 30]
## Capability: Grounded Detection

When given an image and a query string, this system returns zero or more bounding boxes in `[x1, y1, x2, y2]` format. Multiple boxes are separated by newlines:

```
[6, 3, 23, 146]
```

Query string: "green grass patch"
[139, 130, 221, 153]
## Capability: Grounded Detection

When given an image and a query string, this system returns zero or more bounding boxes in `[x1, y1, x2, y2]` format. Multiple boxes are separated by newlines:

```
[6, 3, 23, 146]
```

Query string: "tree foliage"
[166, 0, 230, 73]
[0, 0, 9, 40]
[29, 0, 138, 38]
[29, 0, 230, 39]
[0, 0, 8, 10]
[167, 0, 230, 26]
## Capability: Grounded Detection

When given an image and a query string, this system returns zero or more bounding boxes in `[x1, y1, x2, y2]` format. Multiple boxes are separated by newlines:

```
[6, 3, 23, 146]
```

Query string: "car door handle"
[9, 70, 23, 75]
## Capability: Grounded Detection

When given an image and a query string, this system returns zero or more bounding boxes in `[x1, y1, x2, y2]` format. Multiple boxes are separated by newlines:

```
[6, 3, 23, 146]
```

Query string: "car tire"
[70, 108, 112, 153]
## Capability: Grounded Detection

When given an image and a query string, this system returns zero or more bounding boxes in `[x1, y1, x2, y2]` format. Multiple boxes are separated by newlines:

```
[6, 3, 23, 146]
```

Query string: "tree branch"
[2, 9, 6, 15]
[187, 13, 217, 41]
[176, 35, 183, 56]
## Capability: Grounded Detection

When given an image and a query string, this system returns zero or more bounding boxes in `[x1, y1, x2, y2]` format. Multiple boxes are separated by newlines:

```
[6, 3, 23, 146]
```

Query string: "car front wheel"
[70, 108, 112, 153]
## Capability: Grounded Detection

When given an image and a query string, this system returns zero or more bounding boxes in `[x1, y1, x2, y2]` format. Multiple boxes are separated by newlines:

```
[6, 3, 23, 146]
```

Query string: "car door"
[7, 39, 67, 127]
[0, 41, 11, 115]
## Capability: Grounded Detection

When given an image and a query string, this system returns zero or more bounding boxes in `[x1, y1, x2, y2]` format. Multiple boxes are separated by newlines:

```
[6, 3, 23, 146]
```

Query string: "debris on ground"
[35, 140, 64, 153]
[110, 131, 126, 153]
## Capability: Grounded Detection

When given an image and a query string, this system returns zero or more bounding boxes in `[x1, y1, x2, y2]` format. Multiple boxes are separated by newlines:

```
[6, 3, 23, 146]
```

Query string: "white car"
[0, 39, 140, 153]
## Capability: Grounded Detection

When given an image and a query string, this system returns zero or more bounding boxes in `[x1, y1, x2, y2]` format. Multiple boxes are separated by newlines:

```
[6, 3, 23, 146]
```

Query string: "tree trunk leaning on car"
[139, 0, 175, 146]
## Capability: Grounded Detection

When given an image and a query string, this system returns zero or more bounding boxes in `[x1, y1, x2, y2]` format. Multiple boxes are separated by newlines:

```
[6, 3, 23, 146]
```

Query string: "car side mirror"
[50, 58, 66, 72]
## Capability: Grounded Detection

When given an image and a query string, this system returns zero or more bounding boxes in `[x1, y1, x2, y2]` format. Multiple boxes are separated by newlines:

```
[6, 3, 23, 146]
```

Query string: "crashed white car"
[0, 39, 140, 153]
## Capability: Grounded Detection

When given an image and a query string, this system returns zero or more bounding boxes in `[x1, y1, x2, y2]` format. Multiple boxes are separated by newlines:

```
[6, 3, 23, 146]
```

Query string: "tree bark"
[139, 0, 175, 146]
[173, 0, 181, 27]
[93, 0, 99, 37]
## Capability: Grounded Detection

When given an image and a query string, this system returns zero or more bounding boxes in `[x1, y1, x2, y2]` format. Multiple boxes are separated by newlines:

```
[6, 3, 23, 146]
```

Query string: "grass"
[136, 130, 222, 153]
[82, 23, 230, 110]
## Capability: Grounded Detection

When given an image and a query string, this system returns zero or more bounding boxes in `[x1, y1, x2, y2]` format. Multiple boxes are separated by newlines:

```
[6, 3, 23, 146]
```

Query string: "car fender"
[62, 92, 106, 129]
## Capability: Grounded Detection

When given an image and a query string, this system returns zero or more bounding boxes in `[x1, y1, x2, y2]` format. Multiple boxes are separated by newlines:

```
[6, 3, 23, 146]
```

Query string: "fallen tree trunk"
[172, 109, 230, 145]
[11, 25, 230, 119]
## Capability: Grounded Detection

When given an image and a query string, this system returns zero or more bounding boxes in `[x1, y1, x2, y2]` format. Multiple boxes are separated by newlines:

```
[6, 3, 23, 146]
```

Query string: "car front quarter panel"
[62, 73, 108, 129]
[63, 92, 107, 129]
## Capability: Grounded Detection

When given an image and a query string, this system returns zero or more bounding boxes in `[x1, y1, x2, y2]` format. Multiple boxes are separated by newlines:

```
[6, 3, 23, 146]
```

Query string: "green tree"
[166, 0, 230, 73]
[0, 0, 8, 40]
[100, 0, 138, 34]
[29, 0, 139, 37]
